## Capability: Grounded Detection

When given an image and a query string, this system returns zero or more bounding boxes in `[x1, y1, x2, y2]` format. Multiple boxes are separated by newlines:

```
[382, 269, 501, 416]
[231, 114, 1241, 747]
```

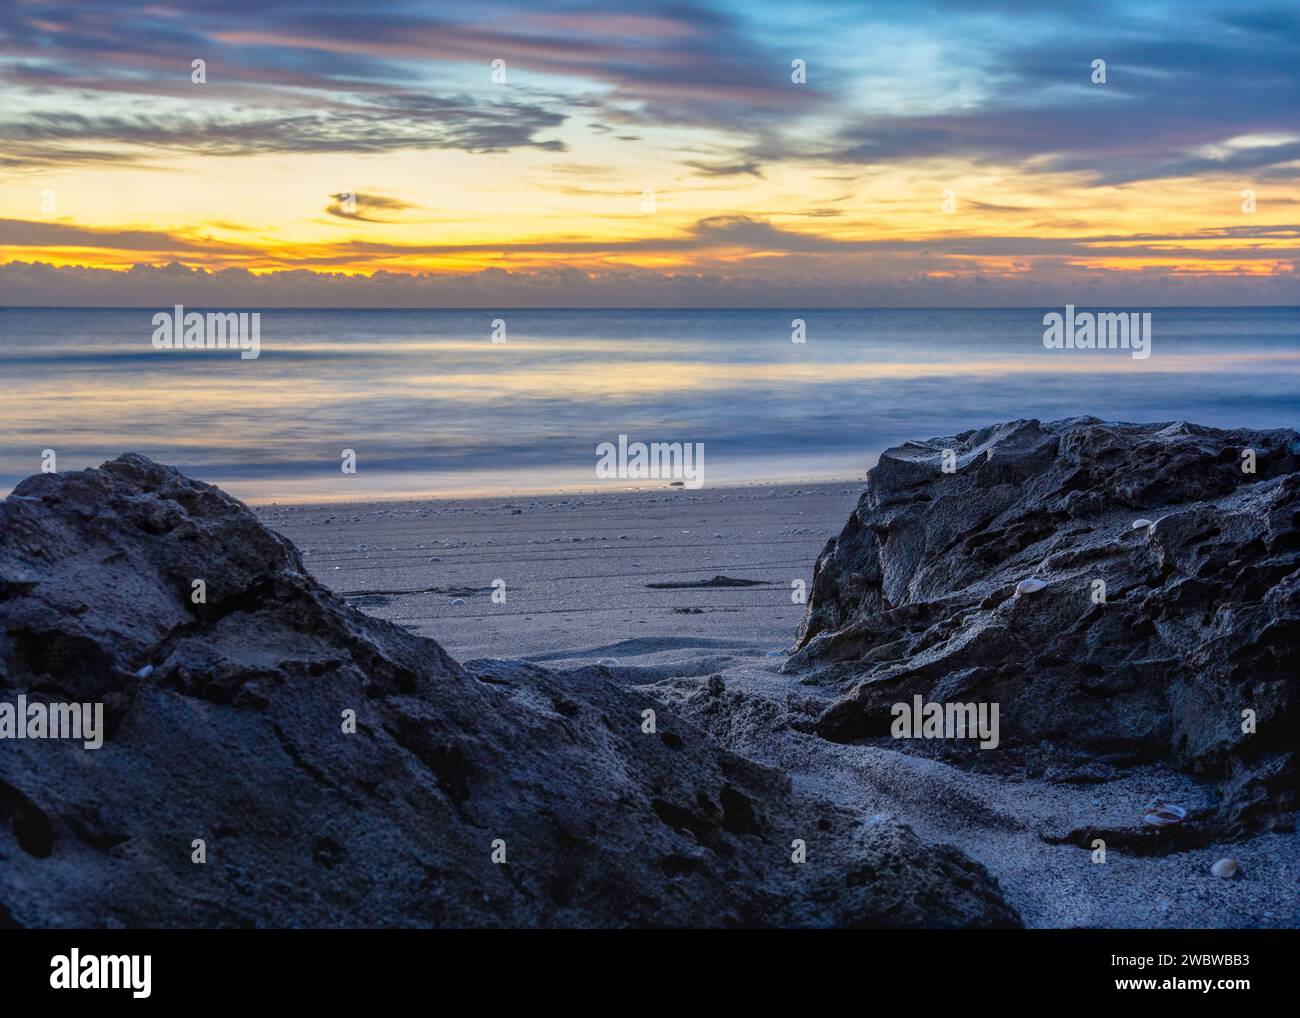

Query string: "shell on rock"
[1143, 801, 1187, 827]
[1132, 518, 1154, 530]
[1210, 857, 1240, 879]
[1015, 578, 1047, 595]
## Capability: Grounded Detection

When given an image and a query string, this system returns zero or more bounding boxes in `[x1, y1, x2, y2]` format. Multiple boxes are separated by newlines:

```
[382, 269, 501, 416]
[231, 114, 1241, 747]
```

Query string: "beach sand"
[265, 481, 858, 665]
[266, 481, 1299, 930]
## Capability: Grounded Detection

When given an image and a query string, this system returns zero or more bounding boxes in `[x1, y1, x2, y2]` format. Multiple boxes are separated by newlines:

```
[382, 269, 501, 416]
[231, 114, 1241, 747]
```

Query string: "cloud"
[4, 214, 1296, 268]
[682, 159, 765, 178]
[0, 98, 568, 169]
[2, 258, 1295, 309]
[0, 218, 236, 253]
[808, 6, 1300, 185]
[325, 193, 422, 224]
[4, 0, 1295, 186]
[0, 0, 817, 147]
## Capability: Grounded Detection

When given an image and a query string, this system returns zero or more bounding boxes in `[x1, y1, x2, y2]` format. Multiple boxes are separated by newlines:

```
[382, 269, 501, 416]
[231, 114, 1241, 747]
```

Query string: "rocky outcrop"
[790, 418, 1298, 835]
[0, 454, 1018, 928]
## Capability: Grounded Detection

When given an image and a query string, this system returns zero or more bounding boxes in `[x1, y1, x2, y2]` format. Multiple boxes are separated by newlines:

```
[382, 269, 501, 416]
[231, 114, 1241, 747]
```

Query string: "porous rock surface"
[0, 454, 1018, 928]
[791, 418, 1298, 835]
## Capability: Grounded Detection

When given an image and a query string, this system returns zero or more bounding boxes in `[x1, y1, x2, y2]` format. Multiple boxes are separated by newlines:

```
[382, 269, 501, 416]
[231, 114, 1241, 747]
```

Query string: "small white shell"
[1143, 801, 1187, 827]
[1210, 857, 1240, 879]
[134, 664, 154, 679]
[449, 597, 467, 606]
[1132, 519, 1154, 530]
[1015, 578, 1047, 595]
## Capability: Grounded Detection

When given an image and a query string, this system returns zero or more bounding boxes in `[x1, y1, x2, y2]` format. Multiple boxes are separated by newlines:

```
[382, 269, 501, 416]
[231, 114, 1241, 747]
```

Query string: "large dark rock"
[0, 454, 1018, 928]
[791, 418, 1299, 835]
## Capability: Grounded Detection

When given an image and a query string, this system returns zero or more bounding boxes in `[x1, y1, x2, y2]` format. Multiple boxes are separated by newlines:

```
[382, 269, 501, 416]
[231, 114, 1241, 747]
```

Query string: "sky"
[0, 0, 1297, 306]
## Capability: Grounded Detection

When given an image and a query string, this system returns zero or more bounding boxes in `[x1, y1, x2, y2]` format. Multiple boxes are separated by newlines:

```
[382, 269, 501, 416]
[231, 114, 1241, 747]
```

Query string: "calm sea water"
[1, 307, 1296, 501]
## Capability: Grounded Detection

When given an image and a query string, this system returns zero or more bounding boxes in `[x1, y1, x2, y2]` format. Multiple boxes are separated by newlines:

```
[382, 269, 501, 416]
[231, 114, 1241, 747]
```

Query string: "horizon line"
[4, 304, 1299, 312]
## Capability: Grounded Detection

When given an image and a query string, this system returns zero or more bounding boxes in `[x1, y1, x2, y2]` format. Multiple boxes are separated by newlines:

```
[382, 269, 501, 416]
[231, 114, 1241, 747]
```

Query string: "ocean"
[1, 306, 1296, 501]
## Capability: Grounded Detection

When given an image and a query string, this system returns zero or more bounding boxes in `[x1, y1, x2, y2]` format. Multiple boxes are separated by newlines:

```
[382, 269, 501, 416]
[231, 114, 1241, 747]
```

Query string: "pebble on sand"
[1015, 578, 1047, 595]
[1211, 858, 1241, 879]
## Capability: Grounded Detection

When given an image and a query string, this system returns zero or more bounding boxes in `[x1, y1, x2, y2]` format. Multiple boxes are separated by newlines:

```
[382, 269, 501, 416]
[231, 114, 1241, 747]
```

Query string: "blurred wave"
[1, 307, 1295, 501]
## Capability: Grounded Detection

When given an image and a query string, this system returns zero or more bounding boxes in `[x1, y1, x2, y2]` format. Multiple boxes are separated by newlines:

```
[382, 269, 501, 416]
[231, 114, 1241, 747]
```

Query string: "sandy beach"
[264, 481, 861, 665]
[265, 479, 1299, 930]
